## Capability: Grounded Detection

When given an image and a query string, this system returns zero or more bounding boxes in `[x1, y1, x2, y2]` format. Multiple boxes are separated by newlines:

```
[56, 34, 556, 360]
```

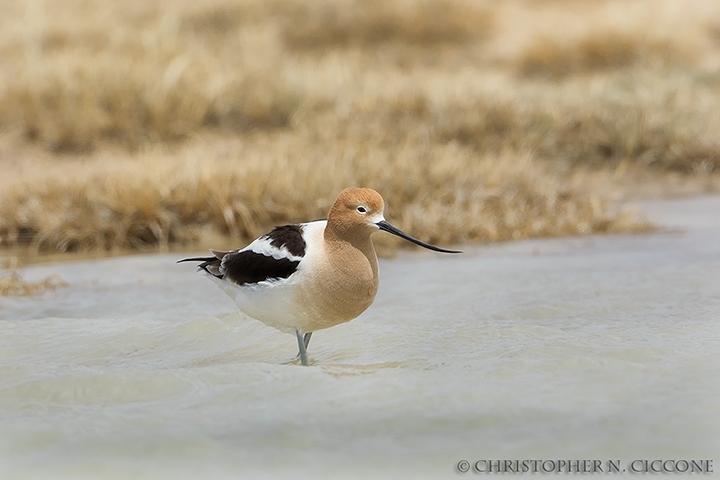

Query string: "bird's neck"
[324, 227, 379, 281]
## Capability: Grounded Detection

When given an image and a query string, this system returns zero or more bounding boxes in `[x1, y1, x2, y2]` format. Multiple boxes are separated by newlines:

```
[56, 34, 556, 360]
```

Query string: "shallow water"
[1, 197, 719, 479]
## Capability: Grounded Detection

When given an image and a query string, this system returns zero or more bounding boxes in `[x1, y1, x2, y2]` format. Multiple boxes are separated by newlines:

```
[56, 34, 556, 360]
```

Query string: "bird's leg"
[284, 331, 313, 365]
[295, 329, 309, 366]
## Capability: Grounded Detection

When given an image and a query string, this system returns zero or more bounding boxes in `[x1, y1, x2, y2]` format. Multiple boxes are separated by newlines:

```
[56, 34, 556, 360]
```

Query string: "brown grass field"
[1, 0, 720, 276]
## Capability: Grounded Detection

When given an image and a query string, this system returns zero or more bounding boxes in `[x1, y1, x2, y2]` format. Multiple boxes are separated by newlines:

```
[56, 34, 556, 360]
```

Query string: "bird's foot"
[283, 354, 312, 366]
[291, 329, 310, 366]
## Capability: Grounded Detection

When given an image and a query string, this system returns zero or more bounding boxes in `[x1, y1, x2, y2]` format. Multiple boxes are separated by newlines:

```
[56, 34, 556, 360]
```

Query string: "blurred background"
[1, 0, 719, 261]
[1, 2, 719, 476]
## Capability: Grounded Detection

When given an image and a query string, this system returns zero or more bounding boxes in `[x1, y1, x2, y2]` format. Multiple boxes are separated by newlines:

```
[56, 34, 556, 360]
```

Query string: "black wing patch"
[178, 251, 299, 285]
[221, 250, 299, 285]
[264, 224, 306, 257]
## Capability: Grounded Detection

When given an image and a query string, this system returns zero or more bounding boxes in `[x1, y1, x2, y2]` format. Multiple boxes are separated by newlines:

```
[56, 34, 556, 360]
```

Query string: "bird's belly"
[229, 279, 307, 334]
[209, 268, 376, 334]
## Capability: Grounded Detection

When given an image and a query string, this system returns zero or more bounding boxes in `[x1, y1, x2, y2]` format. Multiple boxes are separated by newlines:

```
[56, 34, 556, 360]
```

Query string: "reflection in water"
[0, 198, 719, 479]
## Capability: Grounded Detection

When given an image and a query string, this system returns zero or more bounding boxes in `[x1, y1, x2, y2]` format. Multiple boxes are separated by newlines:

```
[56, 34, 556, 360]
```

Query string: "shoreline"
[3, 194, 718, 284]
[1, 189, 718, 270]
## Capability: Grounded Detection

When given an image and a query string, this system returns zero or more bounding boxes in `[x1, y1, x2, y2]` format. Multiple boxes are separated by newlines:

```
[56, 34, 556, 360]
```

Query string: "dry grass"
[0, 0, 491, 153]
[0, 0, 719, 256]
[435, 81, 720, 174]
[0, 0, 299, 152]
[0, 67, 298, 152]
[0, 259, 67, 296]
[281, 0, 493, 50]
[516, 31, 691, 78]
[0, 144, 651, 254]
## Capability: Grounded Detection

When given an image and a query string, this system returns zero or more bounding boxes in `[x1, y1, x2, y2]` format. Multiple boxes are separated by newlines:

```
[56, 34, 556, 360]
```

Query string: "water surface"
[1, 197, 719, 479]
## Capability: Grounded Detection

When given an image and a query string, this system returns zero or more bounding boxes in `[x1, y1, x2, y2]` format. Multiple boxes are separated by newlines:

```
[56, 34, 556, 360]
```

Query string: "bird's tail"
[176, 256, 216, 263]
[177, 250, 227, 278]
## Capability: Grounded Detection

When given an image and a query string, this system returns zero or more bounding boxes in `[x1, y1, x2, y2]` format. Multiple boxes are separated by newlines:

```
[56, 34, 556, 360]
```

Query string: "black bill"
[376, 220, 462, 254]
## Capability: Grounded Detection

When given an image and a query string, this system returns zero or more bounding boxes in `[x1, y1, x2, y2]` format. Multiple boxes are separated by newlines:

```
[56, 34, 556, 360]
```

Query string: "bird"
[177, 187, 461, 366]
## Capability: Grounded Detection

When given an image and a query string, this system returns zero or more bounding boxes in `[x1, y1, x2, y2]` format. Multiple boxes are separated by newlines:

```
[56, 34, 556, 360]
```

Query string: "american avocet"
[178, 188, 460, 365]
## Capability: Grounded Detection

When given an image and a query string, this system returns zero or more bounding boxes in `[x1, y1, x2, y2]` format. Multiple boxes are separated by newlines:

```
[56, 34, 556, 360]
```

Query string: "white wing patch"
[245, 236, 303, 262]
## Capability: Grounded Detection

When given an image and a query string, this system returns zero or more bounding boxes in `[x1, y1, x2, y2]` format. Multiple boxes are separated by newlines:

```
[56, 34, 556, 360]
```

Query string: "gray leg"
[303, 332, 313, 350]
[295, 329, 308, 366]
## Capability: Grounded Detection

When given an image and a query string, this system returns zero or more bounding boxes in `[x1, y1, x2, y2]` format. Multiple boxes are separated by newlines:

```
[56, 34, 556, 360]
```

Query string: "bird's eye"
[356, 206, 368, 214]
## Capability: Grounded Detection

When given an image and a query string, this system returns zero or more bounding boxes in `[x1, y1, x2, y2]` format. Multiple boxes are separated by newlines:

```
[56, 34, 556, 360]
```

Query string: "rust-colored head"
[326, 188, 385, 239]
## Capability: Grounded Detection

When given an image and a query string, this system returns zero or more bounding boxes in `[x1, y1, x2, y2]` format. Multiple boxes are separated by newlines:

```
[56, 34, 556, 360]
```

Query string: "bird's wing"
[178, 224, 308, 285]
